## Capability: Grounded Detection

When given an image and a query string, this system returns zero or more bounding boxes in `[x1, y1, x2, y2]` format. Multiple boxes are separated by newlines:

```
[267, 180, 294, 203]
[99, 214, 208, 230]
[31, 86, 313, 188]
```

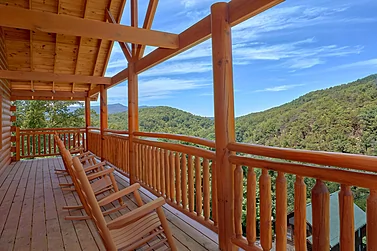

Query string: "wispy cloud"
[107, 78, 210, 103]
[140, 61, 212, 77]
[332, 58, 377, 70]
[252, 84, 305, 93]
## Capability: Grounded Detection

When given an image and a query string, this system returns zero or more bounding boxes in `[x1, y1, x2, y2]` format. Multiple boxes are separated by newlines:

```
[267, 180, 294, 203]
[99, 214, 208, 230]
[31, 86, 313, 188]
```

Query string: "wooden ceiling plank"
[11, 96, 92, 101]
[52, 0, 61, 95]
[111, 0, 284, 87]
[0, 70, 112, 84]
[135, 0, 158, 59]
[73, 0, 90, 95]
[29, 0, 34, 92]
[106, 9, 132, 62]
[12, 90, 87, 98]
[131, 0, 138, 57]
[0, 5, 179, 49]
[99, 0, 127, 78]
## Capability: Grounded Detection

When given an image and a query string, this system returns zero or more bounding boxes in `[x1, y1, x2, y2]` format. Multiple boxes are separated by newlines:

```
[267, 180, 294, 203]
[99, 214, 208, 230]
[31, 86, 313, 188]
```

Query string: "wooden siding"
[0, 27, 11, 173]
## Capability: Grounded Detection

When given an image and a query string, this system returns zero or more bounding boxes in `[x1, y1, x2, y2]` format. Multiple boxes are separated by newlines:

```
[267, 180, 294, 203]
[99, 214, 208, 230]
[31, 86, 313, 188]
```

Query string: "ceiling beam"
[111, 0, 283, 86]
[105, 9, 132, 62]
[11, 90, 87, 98]
[0, 5, 179, 49]
[131, 0, 138, 57]
[88, 86, 101, 97]
[0, 70, 112, 85]
[11, 96, 95, 101]
[135, 0, 159, 59]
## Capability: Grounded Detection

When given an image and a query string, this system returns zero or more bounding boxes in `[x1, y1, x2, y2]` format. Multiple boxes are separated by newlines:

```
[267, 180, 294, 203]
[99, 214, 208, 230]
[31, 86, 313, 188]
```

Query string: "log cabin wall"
[0, 27, 11, 172]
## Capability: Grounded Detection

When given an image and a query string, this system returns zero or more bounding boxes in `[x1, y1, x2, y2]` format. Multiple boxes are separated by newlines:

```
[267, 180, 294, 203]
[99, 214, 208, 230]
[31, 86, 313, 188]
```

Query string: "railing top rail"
[228, 142, 377, 173]
[134, 131, 215, 148]
[134, 138, 215, 160]
[20, 127, 85, 132]
[104, 129, 129, 134]
[230, 155, 377, 190]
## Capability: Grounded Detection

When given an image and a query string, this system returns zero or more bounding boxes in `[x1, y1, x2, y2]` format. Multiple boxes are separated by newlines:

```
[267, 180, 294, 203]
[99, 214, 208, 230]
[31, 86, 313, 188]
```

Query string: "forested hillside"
[236, 74, 377, 155]
[92, 106, 215, 139]
[94, 74, 377, 157]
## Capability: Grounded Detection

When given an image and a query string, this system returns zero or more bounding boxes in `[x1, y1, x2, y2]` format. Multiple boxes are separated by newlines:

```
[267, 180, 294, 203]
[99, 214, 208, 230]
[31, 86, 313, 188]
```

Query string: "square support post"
[128, 62, 138, 184]
[85, 96, 91, 152]
[211, 3, 236, 250]
[100, 85, 108, 161]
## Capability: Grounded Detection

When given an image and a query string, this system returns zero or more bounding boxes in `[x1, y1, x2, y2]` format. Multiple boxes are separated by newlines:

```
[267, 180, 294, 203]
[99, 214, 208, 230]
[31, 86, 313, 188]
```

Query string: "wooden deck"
[0, 158, 219, 251]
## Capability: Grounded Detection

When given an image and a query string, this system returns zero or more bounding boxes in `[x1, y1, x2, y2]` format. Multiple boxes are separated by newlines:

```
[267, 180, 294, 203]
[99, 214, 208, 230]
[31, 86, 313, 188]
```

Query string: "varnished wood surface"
[0, 158, 219, 251]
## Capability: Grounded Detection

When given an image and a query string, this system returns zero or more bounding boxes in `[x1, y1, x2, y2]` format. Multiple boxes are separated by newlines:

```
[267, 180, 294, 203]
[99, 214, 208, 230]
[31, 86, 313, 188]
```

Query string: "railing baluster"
[152, 147, 157, 191]
[211, 161, 218, 226]
[367, 189, 377, 249]
[260, 169, 272, 251]
[195, 156, 202, 216]
[38, 134, 41, 156]
[175, 152, 181, 206]
[134, 143, 137, 179]
[27, 134, 30, 157]
[181, 153, 188, 210]
[339, 185, 354, 251]
[312, 179, 330, 251]
[160, 149, 165, 197]
[294, 175, 307, 250]
[146, 145, 150, 186]
[188, 154, 194, 213]
[234, 164, 243, 238]
[43, 134, 46, 154]
[149, 146, 153, 187]
[203, 158, 210, 221]
[170, 151, 175, 202]
[247, 167, 256, 245]
[156, 148, 161, 194]
[165, 150, 170, 200]
[276, 171, 287, 251]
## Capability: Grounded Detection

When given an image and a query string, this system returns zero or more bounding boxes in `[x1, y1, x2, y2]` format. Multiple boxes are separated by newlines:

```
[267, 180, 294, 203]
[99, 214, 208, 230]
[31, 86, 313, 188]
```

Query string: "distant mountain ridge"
[70, 103, 151, 114]
[100, 74, 377, 156]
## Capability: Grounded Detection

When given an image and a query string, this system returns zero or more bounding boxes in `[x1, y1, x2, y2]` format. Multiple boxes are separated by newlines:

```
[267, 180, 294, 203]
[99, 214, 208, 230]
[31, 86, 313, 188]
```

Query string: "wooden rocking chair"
[71, 156, 177, 251]
[54, 133, 97, 175]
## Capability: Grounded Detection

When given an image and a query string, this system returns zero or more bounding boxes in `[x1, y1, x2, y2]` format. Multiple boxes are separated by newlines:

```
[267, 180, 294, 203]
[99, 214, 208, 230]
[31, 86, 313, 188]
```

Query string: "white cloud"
[332, 58, 377, 70]
[107, 78, 210, 102]
[140, 61, 212, 77]
[252, 84, 305, 93]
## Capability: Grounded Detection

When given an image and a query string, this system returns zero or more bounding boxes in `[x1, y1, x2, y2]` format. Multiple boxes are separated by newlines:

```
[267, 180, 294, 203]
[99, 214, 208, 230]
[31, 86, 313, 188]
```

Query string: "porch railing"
[15, 126, 377, 249]
[12, 127, 86, 160]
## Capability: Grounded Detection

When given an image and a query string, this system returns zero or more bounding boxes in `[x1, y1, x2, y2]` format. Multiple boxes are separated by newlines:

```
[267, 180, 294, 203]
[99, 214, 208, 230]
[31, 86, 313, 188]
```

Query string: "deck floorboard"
[0, 158, 219, 251]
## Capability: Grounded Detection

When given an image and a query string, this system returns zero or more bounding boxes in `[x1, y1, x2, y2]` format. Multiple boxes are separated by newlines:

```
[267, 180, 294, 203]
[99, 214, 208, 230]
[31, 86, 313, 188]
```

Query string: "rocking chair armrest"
[69, 146, 84, 154]
[98, 183, 141, 207]
[107, 197, 165, 230]
[87, 168, 114, 181]
[78, 151, 91, 158]
[80, 155, 96, 163]
[83, 161, 106, 173]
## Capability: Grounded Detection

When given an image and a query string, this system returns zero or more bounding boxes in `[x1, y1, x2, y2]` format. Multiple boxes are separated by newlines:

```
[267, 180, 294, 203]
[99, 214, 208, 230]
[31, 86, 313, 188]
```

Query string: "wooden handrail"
[20, 127, 85, 132]
[228, 142, 377, 173]
[134, 131, 215, 148]
[134, 138, 215, 160]
[229, 155, 377, 190]
[104, 129, 129, 134]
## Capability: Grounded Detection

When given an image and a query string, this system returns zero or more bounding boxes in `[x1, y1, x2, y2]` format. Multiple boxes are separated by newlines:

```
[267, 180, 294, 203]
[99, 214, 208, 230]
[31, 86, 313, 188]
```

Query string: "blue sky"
[98, 0, 377, 117]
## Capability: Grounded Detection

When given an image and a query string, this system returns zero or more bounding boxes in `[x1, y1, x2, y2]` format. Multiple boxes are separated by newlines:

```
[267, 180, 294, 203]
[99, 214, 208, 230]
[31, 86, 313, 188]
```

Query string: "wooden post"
[100, 85, 108, 161]
[211, 3, 236, 250]
[15, 127, 20, 161]
[85, 96, 91, 151]
[128, 62, 138, 184]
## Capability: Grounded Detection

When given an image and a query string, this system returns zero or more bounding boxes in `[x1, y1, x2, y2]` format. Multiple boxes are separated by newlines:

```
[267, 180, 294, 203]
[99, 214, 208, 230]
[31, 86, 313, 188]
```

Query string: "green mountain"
[98, 106, 215, 139]
[98, 74, 377, 156]
[236, 74, 377, 155]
